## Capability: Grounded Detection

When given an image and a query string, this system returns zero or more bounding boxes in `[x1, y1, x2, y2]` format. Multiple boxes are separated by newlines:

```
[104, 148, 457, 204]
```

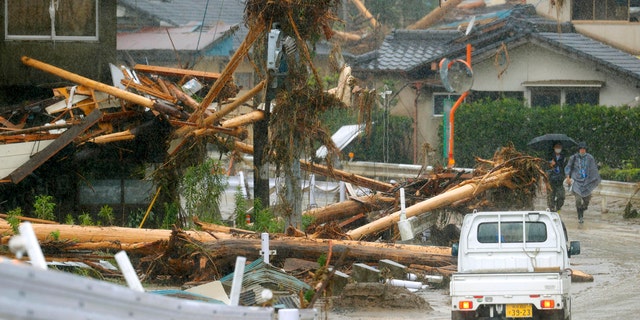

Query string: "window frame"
[571, 0, 640, 22]
[4, 0, 99, 41]
[477, 221, 548, 244]
[523, 81, 603, 107]
[433, 93, 462, 117]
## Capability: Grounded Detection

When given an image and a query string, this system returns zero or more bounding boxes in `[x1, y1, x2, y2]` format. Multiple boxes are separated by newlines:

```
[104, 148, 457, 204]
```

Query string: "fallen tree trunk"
[303, 194, 395, 224]
[300, 160, 395, 193]
[0, 220, 230, 245]
[225, 139, 395, 192]
[201, 237, 454, 268]
[346, 169, 517, 240]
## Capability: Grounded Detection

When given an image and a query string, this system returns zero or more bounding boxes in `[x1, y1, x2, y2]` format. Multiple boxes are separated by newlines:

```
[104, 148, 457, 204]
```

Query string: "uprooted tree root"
[139, 228, 220, 285]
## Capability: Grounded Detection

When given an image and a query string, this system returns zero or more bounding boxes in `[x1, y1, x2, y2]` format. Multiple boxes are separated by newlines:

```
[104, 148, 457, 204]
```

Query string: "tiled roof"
[119, 0, 248, 49]
[119, 0, 245, 27]
[534, 33, 640, 81]
[352, 4, 640, 83]
[117, 23, 236, 51]
[355, 30, 459, 72]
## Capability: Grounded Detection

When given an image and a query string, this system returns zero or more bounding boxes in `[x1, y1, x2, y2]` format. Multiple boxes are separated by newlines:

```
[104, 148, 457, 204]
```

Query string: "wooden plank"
[9, 109, 103, 184]
[0, 140, 56, 179]
[133, 64, 221, 80]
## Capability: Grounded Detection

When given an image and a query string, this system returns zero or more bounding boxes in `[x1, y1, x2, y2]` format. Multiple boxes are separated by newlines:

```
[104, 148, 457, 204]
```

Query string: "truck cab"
[450, 210, 580, 320]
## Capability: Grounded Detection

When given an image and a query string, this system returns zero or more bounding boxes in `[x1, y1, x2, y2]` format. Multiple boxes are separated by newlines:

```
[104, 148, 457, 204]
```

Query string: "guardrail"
[592, 180, 640, 212]
[233, 156, 640, 211]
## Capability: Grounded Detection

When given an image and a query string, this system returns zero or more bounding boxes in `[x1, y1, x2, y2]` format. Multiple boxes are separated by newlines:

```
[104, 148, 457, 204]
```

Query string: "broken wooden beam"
[133, 64, 222, 81]
[303, 194, 395, 224]
[224, 139, 395, 192]
[193, 217, 256, 235]
[21, 56, 186, 120]
[0, 214, 59, 225]
[9, 109, 103, 184]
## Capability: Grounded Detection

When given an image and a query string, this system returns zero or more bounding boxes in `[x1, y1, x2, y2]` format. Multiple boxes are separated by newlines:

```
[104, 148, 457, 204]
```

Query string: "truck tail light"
[459, 301, 473, 310]
[540, 299, 555, 309]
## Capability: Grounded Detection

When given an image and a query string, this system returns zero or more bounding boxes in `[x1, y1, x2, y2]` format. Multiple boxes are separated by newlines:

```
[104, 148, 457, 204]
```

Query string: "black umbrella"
[527, 133, 577, 151]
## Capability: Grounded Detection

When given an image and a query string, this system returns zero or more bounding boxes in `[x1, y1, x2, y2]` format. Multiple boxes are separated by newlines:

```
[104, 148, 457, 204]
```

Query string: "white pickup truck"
[450, 211, 580, 320]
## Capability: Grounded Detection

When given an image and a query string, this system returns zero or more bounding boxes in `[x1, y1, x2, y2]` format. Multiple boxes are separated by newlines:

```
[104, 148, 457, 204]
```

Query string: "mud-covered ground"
[327, 193, 640, 320]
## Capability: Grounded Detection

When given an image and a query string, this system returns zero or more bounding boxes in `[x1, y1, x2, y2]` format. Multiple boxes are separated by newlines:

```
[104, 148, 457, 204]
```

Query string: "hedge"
[441, 99, 640, 179]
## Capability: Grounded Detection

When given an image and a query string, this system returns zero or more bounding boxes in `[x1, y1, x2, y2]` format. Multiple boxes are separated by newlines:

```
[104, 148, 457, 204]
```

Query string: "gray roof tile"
[119, 0, 248, 49]
[536, 32, 640, 79]
[353, 4, 640, 83]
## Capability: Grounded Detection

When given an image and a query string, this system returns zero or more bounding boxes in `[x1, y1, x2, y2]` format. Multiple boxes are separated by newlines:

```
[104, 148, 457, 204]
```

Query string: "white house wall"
[413, 42, 640, 164]
[527, 0, 640, 54]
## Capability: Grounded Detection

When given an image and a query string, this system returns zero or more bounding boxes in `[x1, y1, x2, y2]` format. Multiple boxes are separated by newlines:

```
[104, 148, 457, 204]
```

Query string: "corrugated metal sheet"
[0, 257, 273, 320]
[117, 23, 236, 51]
[220, 258, 312, 307]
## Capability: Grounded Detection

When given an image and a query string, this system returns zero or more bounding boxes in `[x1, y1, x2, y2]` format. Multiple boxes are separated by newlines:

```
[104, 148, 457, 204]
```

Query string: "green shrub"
[98, 205, 115, 226]
[181, 158, 227, 224]
[600, 166, 640, 182]
[449, 99, 640, 177]
[233, 187, 250, 229]
[161, 202, 180, 229]
[247, 199, 284, 234]
[78, 212, 94, 226]
[33, 195, 55, 221]
[6, 207, 22, 234]
[64, 214, 75, 225]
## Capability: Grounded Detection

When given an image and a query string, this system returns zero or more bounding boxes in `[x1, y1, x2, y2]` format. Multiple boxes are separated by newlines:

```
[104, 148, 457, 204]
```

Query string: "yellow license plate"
[505, 304, 532, 318]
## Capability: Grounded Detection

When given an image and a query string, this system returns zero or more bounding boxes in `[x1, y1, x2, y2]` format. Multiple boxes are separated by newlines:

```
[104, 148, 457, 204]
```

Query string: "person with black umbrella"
[565, 141, 601, 223]
[547, 142, 567, 212]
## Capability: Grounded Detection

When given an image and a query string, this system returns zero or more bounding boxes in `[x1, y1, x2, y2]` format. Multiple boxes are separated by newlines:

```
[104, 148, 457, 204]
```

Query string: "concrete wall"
[472, 43, 640, 105]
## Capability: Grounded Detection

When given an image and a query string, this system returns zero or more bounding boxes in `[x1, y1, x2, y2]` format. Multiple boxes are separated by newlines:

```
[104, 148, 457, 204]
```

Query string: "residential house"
[0, 0, 117, 105]
[526, 0, 640, 55]
[350, 4, 640, 164]
[117, 0, 254, 89]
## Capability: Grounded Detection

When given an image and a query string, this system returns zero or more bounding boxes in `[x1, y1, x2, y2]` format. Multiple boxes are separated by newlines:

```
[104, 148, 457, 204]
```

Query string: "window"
[468, 91, 524, 103]
[572, 0, 640, 21]
[5, 0, 98, 41]
[565, 88, 599, 105]
[531, 88, 561, 108]
[433, 93, 462, 116]
[477, 222, 548, 243]
[528, 86, 600, 108]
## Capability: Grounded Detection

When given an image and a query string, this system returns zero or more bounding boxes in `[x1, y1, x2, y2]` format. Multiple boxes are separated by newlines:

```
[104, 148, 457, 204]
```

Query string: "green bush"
[98, 205, 115, 226]
[33, 194, 56, 221]
[78, 212, 94, 226]
[6, 207, 22, 234]
[181, 158, 227, 224]
[447, 99, 640, 181]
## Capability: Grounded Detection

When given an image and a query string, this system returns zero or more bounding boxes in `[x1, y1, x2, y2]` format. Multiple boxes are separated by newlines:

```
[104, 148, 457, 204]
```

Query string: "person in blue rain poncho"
[564, 141, 601, 223]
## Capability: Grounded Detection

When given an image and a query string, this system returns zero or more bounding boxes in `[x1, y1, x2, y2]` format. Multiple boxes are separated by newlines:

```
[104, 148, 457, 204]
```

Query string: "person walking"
[565, 142, 601, 223]
[547, 142, 567, 212]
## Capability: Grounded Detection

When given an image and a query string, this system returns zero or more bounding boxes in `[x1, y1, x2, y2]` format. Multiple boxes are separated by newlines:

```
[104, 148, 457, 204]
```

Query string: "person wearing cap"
[547, 142, 567, 212]
[564, 141, 601, 223]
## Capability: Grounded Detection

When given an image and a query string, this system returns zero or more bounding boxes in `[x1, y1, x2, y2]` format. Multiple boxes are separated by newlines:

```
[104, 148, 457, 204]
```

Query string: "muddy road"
[328, 195, 640, 319]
